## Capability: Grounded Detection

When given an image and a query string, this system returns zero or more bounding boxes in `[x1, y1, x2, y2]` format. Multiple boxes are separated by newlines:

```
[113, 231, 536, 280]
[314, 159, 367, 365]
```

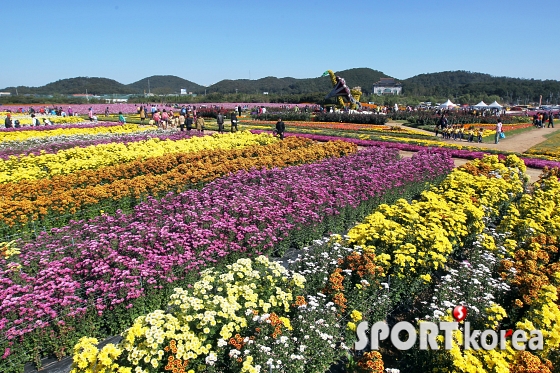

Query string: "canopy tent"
[439, 99, 456, 108]
[488, 101, 503, 108]
[473, 101, 488, 108]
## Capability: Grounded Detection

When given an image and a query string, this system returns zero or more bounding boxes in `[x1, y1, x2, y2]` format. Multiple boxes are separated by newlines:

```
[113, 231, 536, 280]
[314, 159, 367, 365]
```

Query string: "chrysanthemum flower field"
[0, 121, 559, 373]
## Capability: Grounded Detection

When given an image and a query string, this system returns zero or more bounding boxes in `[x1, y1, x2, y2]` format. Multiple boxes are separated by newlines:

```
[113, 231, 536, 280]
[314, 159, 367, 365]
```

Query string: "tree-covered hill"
[3, 77, 133, 96]
[209, 68, 391, 95]
[403, 71, 560, 103]
[1, 69, 558, 105]
[127, 75, 205, 95]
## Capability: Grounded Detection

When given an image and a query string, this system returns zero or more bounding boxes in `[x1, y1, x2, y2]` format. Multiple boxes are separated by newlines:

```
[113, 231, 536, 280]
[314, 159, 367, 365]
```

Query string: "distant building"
[72, 93, 100, 99]
[372, 78, 402, 95]
[0, 92, 12, 96]
[100, 94, 132, 103]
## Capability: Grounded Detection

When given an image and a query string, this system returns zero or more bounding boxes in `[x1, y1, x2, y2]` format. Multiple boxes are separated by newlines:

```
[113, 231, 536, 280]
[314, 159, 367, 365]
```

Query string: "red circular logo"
[452, 305, 467, 322]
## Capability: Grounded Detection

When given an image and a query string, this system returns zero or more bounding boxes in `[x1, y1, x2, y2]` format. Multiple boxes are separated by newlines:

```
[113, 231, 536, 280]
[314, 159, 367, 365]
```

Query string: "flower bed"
[0, 137, 357, 235]
[66, 154, 555, 373]
[241, 120, 429, 135]
[0, 125, 160, 157]
[0, 129, 195, 160]
[314, 112, 388, 125]
[255, 131, 560, 170]
[0, 148, 452, 371]
[0, 121, 130, 136]
[0, 115, 84, 126]
[0, 132, 277, 183]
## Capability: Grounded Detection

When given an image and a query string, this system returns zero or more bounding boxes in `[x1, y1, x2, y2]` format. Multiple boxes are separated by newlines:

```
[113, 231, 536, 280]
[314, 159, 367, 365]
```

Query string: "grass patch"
[527, 129, 560, 154]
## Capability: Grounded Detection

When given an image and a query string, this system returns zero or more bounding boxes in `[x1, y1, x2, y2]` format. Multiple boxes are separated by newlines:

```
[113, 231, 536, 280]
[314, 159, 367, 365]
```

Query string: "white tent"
[488, 101, 503, 108]
[439, 99, 456, 108]
[473, 101, 488, 108]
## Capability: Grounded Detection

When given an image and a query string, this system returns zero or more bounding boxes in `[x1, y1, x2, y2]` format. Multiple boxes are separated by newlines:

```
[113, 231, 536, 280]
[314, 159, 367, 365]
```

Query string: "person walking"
[140, 106, 146, 124]
[230, 112, 238, 132]
[275, 117, 285, 140]
[161, 110, 169, 130]
[548, 112, 554, 128]
[179, 113, 186, 131]
[196, 114, 205, 133]
[495, 118, 503, 144]
[185, 113, 193, 132]
[216, 112, 225, 134]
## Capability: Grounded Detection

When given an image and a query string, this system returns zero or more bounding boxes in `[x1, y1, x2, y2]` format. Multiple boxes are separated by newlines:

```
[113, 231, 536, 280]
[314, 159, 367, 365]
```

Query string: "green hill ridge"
[2, 68, 559, 103]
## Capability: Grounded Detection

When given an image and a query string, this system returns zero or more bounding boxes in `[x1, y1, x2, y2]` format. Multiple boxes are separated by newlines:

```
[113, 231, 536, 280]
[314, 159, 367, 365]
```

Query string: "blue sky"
[3, 0, 559, 88]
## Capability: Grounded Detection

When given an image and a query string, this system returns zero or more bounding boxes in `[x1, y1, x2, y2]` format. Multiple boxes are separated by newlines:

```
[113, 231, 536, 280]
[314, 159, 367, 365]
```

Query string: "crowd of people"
[5, 106, 79, 117]
[4, 113, 53, 128]
[533, 112, 555, 128]
[434, 115, 485, 143]
[434, 115, 510, 145]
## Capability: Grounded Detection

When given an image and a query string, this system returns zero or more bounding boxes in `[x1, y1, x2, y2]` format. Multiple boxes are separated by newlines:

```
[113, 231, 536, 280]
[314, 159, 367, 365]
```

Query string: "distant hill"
[0, 68, 392, 96]
[41, 77, 132, 95]
[404, 71, 494, 87]
[1, 69, 558, 103]
[210, 68, 391, 95]
[2, 77, 133, 96]
[127, 75, 205, 95]
[402, 70, 560, 102]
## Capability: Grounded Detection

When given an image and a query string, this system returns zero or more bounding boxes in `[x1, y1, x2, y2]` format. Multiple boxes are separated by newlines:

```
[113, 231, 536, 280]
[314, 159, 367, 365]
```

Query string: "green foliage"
[403, 70, 560, 104]
[0, 95, 105, 105]
[396, 112, 531, 126]
[2, 69, 559, 106]
[251, 112, 312, 121]
[127, 75, 205, 94]
[314, 113, 388, 125]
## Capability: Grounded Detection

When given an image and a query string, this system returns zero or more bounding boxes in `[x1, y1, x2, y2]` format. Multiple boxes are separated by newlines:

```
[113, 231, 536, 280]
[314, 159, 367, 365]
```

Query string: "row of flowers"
[0, 123, 156, 147]
[1, 115, 84, 126]
[525, 146, 560, 159]
[333, 156, 560, 372]
[415, 166, 560, 372]
[0, 131, 277, 183]
[0, 147, 452, 372]
[239, 120, 431, 136]
[67, 154, 543, 373]
[0, 129, 195, 160]
[0, 121, 128, 135]
[241, 119, 532, 136]
[0, 137, 357, 232]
